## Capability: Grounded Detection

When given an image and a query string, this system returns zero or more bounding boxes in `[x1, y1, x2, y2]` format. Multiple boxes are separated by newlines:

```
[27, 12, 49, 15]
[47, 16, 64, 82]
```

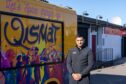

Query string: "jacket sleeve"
[66, 50, 74, 74]
[80, 49, 94, 76]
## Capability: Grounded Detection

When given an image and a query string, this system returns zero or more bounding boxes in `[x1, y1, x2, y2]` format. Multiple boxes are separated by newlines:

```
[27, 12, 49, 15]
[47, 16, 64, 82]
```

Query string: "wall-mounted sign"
[104, 27, 126, 36]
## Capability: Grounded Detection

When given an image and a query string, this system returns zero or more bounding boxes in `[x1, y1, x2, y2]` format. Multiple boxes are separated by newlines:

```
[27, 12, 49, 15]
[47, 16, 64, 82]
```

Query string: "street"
[90, 58, 126, 84]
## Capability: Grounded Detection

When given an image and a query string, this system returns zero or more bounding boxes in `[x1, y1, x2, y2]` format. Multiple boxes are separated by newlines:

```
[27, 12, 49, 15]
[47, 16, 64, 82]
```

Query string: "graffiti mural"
[0, 63, 68, 84]
[0, 12, 64, 70]
[0, 0, 77, 83]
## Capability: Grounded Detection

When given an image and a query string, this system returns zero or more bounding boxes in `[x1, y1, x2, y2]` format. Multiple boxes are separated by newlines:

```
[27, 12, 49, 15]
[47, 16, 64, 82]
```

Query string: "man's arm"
[66, 50, 74, 75]
[80, 49, 94, 76]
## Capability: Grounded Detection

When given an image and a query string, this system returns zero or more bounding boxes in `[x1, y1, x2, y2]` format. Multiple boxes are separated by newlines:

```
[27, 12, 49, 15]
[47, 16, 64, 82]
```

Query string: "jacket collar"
[76, 45, 85, 51]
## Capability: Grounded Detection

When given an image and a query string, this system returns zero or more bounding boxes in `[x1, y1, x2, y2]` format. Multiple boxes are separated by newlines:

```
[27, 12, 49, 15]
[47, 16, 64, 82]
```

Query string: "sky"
[48, 0, 126, 26]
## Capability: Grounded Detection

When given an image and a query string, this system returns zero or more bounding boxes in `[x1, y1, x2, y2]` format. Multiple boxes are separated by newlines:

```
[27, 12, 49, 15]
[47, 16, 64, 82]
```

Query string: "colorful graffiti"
[0, 13, 63, 69]
[4, 17, 60, 49]
[0, 0, 77, 83]
[5, 0, 61, 19]
[0, 62, 69, 84]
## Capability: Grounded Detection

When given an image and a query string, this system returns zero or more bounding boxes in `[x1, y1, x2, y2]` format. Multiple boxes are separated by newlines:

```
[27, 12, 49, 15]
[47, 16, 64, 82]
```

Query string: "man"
[66, 35, 94, 84]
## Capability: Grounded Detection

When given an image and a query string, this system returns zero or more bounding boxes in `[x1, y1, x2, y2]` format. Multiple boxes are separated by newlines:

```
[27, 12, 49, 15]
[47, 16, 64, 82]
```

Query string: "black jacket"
[66, 46, 94, 84]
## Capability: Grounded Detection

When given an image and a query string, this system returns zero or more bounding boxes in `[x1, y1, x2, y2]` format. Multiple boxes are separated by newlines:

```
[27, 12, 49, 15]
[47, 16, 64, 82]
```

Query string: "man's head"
[75, 35, 85, 48]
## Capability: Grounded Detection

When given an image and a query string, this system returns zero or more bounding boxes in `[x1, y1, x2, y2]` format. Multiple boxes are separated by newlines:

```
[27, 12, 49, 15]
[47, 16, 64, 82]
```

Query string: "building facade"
[78, 15, 126, 63]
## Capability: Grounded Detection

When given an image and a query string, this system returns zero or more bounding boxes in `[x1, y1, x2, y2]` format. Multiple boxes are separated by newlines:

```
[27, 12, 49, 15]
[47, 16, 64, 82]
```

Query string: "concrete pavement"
[90, 57, 126, 84]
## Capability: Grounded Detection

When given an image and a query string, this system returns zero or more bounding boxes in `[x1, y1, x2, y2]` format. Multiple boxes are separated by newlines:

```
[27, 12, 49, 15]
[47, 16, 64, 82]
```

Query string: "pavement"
[90, 57, 126, 84]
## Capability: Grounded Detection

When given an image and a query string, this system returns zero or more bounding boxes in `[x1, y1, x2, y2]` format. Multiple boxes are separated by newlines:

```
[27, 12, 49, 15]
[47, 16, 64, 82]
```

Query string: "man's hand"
[72, 73, 82, 80]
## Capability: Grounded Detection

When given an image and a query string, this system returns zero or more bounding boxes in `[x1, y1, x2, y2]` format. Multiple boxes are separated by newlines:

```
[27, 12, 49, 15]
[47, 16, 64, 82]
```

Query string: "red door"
[92, 35, 96, 61]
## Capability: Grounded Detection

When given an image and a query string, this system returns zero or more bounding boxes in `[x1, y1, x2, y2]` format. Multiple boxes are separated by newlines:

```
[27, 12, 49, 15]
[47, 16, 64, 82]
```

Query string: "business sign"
[0, 11, 64, 70]
[104, 27, 126, 36]
[104, 27, 123, 36]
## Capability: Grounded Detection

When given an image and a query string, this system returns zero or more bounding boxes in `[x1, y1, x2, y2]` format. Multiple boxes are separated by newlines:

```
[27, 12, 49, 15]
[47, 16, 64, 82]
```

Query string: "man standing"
[66, 35, 94, 84]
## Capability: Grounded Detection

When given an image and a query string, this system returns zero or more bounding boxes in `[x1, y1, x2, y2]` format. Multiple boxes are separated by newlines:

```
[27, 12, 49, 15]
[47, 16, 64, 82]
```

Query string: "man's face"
[76, 37, 84, 48]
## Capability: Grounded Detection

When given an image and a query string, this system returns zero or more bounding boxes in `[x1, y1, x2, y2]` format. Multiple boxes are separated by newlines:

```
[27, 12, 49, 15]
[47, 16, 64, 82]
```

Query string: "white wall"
[102, 34, 122, 60]
[89, 27, 122, 61]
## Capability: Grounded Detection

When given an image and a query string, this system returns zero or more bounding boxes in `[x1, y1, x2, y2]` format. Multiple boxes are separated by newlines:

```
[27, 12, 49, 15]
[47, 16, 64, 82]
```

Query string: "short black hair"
[76, 34, 84, 38]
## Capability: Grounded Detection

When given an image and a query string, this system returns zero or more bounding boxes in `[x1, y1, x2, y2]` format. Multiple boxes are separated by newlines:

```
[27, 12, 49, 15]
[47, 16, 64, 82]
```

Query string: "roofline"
[77, 15, 126, 29]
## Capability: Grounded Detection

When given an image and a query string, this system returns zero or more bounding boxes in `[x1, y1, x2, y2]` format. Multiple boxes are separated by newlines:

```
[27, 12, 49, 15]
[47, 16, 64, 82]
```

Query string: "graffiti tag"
[4, 17, 60, 49]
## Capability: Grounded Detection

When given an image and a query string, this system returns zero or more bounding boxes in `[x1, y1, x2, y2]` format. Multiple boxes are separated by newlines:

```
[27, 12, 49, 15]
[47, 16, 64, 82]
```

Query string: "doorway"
[92, 35, 96, 61]
[77, 23, 89, 47]
[122, 37, 126, 57]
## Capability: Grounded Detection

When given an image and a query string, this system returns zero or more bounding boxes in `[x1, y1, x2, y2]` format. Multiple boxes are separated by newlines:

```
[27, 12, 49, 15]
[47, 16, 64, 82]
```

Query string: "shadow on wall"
[90, 74, 126, 84]
[113, 57, 126, 65]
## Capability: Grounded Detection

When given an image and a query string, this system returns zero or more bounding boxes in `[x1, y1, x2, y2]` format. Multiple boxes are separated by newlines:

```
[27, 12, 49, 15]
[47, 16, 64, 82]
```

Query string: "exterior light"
[65, 6, 72, 9]
[83, 11, 89, 16]
[96, 15, 103, 25]
[41, 0, 49, 3]
[82, 11, 89, 23]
